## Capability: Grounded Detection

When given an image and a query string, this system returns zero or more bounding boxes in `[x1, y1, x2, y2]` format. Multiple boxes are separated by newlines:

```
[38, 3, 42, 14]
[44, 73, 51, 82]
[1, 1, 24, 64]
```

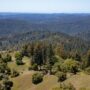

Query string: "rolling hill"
[0, 13, 90, 36]
[0, 13, 90, 52]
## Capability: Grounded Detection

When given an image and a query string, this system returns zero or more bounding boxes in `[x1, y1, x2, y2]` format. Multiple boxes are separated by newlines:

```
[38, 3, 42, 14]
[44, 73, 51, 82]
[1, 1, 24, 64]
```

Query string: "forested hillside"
[0, 13, 90, 35]
[0, 13, 90, 52]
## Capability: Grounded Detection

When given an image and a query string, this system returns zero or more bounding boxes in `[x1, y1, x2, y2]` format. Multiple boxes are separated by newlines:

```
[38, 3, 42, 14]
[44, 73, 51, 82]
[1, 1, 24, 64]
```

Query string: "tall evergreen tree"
[46, 44, 55, 74]
[87, 50, 90, 67]
[29, 43, 35, 65]
[33, 43, 43, 70]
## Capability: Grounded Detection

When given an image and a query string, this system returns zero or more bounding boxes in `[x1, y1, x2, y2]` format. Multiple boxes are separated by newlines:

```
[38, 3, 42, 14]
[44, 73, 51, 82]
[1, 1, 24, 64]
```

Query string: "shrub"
[32, 72, 43, 84]
[85, 67, 90, 75]
[62, 59, 79, 74]
[3, 79, 13, 90]
[0, 74, 3, 80]
[11, 70, 19, 78]
[52, 66, 59, 75]
[6, 54, 12, 62]
[3, 54, 12, 63]
[29, 64, 38, 71]
[0, 54, 2, 58]
[0, 62, 11, 75]
[15, 52, 23, 60]
[0, 84, 3, 90]
[15, 52, 24, 65]
[79, 87, 87, 90]
[51, 62, 62, 75]
[5, 67, 11, 75]
[52, 83, 76, 90]
[16, 60, 24, 65]
[63, 83, 76, 90]
[56, 71, 66, 82]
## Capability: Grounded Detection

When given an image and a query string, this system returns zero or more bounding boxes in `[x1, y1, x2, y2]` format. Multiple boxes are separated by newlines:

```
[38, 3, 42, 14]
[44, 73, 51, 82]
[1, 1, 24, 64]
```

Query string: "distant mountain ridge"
[0, 13, 90, 51]
[0, 13, 90, 36]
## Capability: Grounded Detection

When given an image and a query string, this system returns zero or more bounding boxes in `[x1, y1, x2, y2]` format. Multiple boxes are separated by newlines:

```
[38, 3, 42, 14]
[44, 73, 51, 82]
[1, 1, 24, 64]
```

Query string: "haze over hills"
[0, 13, 90, 51]
[0, 13, 90, 34]
[0, 13, 90, 35]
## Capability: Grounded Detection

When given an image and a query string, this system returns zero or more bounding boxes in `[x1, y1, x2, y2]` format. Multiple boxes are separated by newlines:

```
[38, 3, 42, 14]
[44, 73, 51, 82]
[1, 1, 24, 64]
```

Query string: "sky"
[0, 0, 90, 13]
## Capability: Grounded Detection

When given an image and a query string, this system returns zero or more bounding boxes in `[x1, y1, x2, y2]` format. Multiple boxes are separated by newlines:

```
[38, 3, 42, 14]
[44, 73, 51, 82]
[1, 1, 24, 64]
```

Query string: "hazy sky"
[0, 0, 90, 13]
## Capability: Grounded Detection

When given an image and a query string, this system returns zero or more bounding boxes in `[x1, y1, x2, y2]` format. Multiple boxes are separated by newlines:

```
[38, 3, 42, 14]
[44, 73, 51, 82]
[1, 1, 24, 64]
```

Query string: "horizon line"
[0, 12, 90, 14]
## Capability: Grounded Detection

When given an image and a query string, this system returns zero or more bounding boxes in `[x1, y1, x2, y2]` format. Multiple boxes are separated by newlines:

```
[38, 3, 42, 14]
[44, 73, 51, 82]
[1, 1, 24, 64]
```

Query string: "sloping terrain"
[65, 73, 90, 90]
[0, 13, 90, 52]
[0, 13, 90, 35]
[12, 72, 58, 90]
[0, 30, 89, 54]
[11, 71, 90, 90]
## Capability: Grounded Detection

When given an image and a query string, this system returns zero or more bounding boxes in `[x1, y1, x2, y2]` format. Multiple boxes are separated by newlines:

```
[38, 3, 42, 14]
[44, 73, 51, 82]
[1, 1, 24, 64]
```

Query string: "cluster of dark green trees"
[0, 54, 14, 90]
[0, 53, 20, 90]
[20, 42, 57, 73]
[16, 42, 90, 85]
[19, 42, 90, 72]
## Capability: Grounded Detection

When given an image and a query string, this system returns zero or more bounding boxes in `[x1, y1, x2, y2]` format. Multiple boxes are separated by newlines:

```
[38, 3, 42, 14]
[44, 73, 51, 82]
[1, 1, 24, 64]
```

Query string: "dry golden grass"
[11, 72, 58, 90]
[65, 73, 90, 90]
[29, 75, 58, 90]
[10, 69, 90, 90]
[8, 56, 31, 73]
[12, 71, 35, 90]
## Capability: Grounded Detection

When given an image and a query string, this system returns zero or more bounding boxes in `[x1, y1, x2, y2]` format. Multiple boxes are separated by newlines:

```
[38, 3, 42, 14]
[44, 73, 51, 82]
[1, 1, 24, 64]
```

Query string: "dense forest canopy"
[0, 13, 90, 53]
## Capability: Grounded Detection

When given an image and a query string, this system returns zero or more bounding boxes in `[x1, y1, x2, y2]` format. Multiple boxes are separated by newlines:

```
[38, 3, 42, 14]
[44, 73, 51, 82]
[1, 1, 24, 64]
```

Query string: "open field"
[8, 56, 31, 73]
[5, 55, 90, 90]
[10, 70, 90, 90]
[11, 72, 58, 90]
